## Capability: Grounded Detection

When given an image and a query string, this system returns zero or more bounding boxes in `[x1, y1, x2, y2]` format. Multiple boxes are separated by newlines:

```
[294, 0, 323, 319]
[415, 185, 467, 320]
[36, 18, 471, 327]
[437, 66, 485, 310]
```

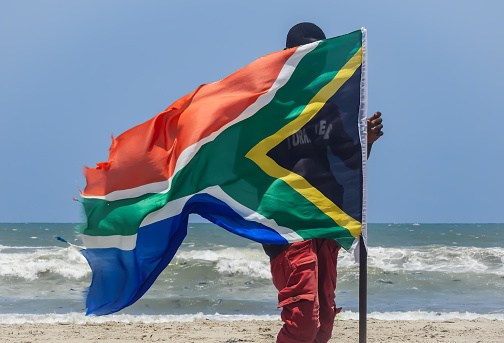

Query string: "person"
[262, 22, 383, 343]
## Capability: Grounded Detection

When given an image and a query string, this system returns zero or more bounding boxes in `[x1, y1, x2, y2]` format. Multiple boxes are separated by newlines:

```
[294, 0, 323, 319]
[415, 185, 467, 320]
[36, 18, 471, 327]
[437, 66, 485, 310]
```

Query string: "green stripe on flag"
[80, 30, 363, 251]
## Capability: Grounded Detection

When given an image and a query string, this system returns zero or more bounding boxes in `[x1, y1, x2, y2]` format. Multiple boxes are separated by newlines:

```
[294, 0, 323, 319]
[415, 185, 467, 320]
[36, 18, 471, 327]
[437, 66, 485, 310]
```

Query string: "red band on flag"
[83, 48, 297, 197]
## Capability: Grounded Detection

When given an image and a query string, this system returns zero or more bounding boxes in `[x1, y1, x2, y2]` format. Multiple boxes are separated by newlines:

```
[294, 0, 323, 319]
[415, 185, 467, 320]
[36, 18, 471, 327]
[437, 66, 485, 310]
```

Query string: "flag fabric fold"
[80, 29, 367, 315]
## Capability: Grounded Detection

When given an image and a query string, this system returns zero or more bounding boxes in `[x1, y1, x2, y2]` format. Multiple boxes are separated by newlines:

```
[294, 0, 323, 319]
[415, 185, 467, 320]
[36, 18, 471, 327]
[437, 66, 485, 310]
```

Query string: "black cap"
[286, 22, 326, 49]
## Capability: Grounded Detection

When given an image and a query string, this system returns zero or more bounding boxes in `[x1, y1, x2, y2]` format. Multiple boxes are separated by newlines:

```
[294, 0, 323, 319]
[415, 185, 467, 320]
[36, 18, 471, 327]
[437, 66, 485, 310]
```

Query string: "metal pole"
[359, 234, 367, 343]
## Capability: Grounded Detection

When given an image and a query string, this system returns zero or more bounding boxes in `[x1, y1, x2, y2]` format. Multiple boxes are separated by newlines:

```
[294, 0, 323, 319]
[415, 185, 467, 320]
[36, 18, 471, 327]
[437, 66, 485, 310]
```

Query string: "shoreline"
[1, 318, 503, 343]
[1, 310, 504, 324]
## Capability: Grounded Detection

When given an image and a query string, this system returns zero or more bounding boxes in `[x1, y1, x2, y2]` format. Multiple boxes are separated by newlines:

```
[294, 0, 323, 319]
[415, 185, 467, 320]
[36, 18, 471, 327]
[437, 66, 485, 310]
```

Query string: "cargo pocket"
[278, 293, 316, 308]
[276, 241, 318, 308]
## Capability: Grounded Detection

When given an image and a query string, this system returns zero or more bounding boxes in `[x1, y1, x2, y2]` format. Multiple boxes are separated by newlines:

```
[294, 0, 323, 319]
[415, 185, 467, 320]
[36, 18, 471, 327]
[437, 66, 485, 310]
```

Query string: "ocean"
[0, 222, 503, 324]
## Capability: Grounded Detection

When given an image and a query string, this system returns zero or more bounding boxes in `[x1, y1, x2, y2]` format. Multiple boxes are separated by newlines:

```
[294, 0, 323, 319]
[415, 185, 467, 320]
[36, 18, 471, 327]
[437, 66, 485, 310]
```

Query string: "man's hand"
[367, 111, 383, 144]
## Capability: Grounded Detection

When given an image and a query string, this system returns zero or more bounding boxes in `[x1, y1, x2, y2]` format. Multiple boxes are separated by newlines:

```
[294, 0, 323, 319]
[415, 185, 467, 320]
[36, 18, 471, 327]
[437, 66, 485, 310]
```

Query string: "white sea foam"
[175, 248, 271, 279]
[338, 310, 504, 321]
[2, 242, 502, 283]
[174, 244, 504, 279]
[0, 311, 502, 324]
[0, 246, 90, 280]
[356, 246, 504, 275]
[0, 312, 279, 324]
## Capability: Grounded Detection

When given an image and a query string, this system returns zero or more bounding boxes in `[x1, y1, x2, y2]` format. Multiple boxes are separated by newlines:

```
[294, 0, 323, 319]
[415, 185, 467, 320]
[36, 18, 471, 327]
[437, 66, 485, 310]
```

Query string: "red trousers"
[270, 239, 340, 343]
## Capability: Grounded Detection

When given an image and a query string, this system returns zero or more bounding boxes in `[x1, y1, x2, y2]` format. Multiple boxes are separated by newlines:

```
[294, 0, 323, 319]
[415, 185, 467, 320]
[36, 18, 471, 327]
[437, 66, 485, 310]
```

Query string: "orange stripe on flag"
[83, 48, 297, 197]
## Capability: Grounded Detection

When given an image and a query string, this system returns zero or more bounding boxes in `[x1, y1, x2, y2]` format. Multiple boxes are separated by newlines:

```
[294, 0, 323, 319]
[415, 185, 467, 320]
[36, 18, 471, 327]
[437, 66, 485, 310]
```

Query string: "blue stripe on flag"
[82, 193, 286, 315]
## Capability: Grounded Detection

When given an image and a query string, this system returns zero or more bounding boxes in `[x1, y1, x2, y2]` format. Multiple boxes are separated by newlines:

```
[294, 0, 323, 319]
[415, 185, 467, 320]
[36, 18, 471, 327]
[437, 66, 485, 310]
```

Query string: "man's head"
[286, 22, 326, 49]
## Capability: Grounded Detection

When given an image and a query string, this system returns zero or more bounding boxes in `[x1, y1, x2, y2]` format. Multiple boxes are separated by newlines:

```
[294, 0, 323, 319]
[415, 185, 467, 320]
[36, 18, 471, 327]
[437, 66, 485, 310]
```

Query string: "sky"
[1, 0, 503, 223]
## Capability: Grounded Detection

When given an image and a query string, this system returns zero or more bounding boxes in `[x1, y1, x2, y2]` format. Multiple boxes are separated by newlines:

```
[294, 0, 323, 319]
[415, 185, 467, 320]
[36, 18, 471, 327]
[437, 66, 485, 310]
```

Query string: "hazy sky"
[1, 0, 503, 223]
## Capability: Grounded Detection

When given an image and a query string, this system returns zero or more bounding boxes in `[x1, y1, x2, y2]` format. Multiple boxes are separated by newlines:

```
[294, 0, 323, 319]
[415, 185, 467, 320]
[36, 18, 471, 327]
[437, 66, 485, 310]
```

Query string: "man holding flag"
[79, 19, 383, 343]
[263, 23, 383, 343]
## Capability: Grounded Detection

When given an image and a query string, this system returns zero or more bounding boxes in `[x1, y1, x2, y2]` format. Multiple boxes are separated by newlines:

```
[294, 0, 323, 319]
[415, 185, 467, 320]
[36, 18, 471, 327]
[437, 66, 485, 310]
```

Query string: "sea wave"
[175, 245, 504, 279]
[363, 246, 504, 275]
[0, 311, 502, 324]
[337, 245, 504, 274]
[174, 248, 271, 279]
[0, 246, 89, 280]
[2, 243, 502, 282]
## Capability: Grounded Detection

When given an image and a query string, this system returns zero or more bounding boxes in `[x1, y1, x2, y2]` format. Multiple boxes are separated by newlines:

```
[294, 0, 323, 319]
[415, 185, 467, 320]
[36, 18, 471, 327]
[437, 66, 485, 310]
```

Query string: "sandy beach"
[1, 318, 503, 343]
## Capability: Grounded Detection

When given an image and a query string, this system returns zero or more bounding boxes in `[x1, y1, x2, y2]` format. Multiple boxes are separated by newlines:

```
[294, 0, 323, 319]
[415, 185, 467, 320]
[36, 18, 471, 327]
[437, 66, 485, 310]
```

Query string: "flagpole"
[359, 234, 367, 343]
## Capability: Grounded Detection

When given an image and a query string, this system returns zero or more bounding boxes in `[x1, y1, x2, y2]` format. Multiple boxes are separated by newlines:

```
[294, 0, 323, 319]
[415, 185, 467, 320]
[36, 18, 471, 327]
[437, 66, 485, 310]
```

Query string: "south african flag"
[80, 28, 368, 315]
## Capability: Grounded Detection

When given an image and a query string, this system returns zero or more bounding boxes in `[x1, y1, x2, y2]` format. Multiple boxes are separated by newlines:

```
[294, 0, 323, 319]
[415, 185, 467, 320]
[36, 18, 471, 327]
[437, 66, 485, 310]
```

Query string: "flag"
[79, 28, 368, 315]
